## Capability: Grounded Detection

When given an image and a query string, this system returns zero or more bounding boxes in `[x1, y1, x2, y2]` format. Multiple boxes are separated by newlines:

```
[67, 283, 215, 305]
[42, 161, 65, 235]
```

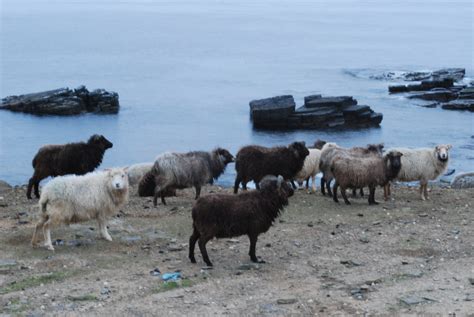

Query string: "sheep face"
[260, 175, 294, 202]
[368, 143, 384, 155]
[289, 141, 309, 160]
[435, 144, 452, 162]
[386, 151, 403, 170]
[89, 134, 113, 150]
[108, 169, 129, 191]
[216, 148, 234, 164]
[313, 139, 327, 150]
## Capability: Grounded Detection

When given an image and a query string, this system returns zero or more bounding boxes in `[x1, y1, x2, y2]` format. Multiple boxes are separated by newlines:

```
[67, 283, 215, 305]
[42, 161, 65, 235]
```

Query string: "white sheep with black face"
[385, 144, 452, 200]
[31, 168, 129, 251]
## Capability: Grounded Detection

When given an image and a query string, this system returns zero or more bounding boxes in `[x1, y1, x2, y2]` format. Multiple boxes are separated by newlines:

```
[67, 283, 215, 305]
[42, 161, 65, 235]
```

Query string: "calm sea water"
[1, 0, 473, 186]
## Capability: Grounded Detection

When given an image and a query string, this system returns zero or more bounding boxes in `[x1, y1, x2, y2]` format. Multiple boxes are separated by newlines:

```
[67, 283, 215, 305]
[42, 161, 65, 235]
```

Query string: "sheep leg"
[290, 180, 297, 190]
[198, 237, 213, 267]
[27, 172, 44, 199]
[248, 234, 264, 263]
[340, 186, 351, 205]
[360, 188, 364, 197]
[27, 178, 35, 199]
[326, 178, 333, 197]
[306, 177, 310, 190]
[189, 228, 200, 264]
[383, 184, 389, 201]
[255, 181, 260, 190]
[194, 185, 201, 200]
[233, 175, 242, 194]
[98, 219, 112, 241]
[332, 182, 339, 203]
[368, 186, 378, 205]
[422, 182, 429, 200]
[352, 188, 357, 198]
[419, 182, 427, 201]
[153, 185, 166, 206]
[42, 220, 54, 251]
[32, 216, 47, 247]
[311, 175, 316, 193]
[320, 177, 326, 195]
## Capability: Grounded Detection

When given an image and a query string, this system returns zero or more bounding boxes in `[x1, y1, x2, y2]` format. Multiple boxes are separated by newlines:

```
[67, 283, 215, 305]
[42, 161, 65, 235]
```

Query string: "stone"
[400, 295, 426, 306]
[451, 172, 474, 189]
[407, 89, 458, 102]
[468, 278, 474, 285]
[441, 99, 474, 111]
[340, 260, 362, 267]
[0, 86, 119, 116]
[276, 298, 297, 304]
[465, 294, 474, 301]
[389, 78, 454, 93]
[251, 94, 381, 130]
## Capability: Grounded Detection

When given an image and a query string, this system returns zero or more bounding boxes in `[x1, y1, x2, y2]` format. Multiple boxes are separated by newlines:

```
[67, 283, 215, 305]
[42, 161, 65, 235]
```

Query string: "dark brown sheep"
[331, 150, 403, 205]
[233, 141, 309, 194]
[27, 134, 113, 199]
[137, 170, 176, 198]
[189, 175, 294, 266]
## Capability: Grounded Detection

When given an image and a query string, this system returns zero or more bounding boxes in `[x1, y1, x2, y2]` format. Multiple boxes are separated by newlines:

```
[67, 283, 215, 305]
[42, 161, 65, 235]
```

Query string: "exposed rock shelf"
[250, 95, 382, 130]
[0, 86, 120, 115]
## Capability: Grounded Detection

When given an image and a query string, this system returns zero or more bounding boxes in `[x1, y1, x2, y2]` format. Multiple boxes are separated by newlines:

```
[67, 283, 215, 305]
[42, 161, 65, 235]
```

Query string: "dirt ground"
[0, 182, 473, 316]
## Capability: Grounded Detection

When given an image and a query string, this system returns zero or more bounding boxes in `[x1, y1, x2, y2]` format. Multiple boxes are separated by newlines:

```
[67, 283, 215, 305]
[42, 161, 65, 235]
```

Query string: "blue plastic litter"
[150, 268, 161, 276]
[161, 272, 181, 281]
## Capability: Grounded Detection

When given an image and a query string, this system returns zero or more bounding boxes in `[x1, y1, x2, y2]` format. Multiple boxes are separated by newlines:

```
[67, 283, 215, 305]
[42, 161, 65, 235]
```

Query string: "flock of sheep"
[25, 134, 452, 265]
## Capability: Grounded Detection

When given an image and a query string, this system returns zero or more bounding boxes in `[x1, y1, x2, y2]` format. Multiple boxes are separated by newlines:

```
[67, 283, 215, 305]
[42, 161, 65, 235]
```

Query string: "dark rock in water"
[0, 85, 119, 116]
[250, 95, 295, 129]
[441, 99, 474, 111]
[389, 78, 454, 93]
[451, 172, 474, 189]
[250, 95, 382, 130]
[407, 89, 458, 102]
[375, 68, 465, 82]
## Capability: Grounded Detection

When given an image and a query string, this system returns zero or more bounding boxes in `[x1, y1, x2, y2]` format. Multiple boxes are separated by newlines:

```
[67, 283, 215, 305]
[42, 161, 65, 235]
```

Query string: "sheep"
[126, 162, 153, 186]
[294, 148, 321, 192]
[384, 145, 452, 200]
[137, 169, 176, 198]
[189, 175, 294, 267]
[331, 150, 403, 205]
[31, 168, 129, 251]
[313, 139, 327, 150]
[319, 143, 384, 197]
[27, 134, 113, 199]
[152, 148, 234, 206]
[233, 141, 309, 194]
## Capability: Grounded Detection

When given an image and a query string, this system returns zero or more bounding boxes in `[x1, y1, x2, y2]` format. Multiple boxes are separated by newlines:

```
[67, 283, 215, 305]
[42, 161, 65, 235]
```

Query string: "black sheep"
[233, 141, 309, 194]
[26, 134, 113, 199]
[189, 175, 294, 266]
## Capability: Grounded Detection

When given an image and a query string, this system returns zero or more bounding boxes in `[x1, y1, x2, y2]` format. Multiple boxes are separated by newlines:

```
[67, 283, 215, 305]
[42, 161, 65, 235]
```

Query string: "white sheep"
[385, 144, 452, 200]
[126, 162, 153, 185]
[31, 168, 129, 251]
[294, 148, 321, 192]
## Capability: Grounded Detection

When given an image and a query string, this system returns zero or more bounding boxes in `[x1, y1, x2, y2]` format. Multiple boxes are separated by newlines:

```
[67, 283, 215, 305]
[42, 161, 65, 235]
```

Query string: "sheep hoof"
[104, 236, 113, 242]
[204, 262, 213, 267]
[46, 245, 55, 251]
[369, 201, 379, 205]
[344, 201, 351, 205]
[189, 257, 196, 264]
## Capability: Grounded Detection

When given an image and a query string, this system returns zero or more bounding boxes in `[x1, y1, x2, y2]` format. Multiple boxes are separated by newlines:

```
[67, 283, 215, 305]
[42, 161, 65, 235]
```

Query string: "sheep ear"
[123, 166, 129, 173]
[446, 144, 452, 150]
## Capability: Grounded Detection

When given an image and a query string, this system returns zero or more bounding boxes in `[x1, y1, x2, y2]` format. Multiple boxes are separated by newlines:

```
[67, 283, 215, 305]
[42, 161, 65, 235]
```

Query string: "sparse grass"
[153, 278, 194, 293]
[0, 297, 30, 315]
[0, 271, 72, 294]
[67, 294, 98, 301]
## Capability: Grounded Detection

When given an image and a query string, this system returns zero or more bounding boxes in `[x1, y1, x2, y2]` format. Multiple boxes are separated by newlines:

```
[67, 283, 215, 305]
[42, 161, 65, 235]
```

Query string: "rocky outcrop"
[250, 95, 382, 130]
[373, 68, 465, 82]
[387, 68, 473, 111]
[0, 86, 119, 115]
[451, 172, 474, 189]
